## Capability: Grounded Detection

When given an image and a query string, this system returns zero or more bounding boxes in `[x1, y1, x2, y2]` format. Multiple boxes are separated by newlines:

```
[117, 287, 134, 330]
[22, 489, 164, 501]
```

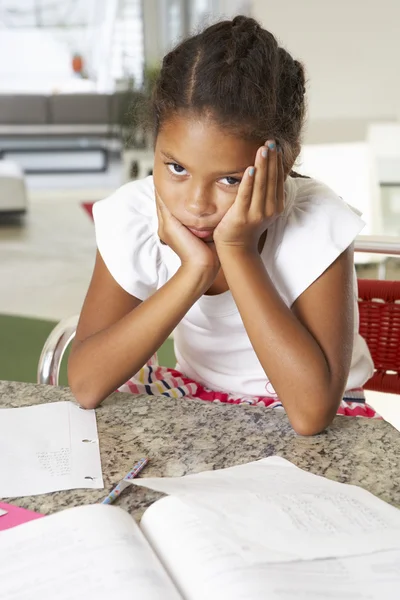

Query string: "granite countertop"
[1, 380, 399, 521]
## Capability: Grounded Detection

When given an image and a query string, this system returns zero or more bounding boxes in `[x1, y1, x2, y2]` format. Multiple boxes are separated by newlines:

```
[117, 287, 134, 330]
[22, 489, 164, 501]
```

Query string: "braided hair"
[152, 15, 307, 175]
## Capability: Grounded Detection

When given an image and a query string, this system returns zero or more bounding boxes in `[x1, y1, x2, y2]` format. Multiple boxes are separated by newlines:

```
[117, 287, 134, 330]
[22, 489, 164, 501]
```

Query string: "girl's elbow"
[289, 400, 338, 436]
[69, 379, 104, 410]
[68, 364, 105, 410]
[68, 351, 104, 409]
[290, 417, 328, 437]
[75, 391, 103, 410]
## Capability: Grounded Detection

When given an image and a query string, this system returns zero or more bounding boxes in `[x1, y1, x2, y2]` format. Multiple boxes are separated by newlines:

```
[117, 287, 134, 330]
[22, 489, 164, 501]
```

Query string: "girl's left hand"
[213, 140, 285, 252]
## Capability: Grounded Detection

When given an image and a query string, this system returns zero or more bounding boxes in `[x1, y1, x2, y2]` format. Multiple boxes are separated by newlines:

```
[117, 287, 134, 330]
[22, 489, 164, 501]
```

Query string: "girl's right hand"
[155, 190, 220, 279]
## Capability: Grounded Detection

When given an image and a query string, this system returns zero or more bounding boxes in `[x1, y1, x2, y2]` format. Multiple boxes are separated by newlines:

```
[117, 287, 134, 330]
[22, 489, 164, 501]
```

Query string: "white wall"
[215, 0, 252, 18]
[251, 0, 400, 140]
[0, 30, 74, 93]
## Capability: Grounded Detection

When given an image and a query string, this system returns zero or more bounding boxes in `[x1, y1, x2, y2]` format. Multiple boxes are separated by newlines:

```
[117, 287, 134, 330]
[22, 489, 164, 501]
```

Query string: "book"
[1, 457, 399, 599]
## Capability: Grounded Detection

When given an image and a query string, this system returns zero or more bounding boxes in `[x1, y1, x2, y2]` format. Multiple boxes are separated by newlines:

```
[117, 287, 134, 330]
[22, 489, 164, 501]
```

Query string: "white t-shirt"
[93, 175, 374, 397]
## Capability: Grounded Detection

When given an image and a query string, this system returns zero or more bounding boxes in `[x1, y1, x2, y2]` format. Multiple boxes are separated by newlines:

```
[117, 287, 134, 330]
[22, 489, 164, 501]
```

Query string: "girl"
[69, 15, 376, 435]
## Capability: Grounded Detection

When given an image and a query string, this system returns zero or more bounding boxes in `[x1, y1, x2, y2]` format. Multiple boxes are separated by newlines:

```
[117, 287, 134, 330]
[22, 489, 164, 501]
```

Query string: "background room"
[0, 0, 399, 426]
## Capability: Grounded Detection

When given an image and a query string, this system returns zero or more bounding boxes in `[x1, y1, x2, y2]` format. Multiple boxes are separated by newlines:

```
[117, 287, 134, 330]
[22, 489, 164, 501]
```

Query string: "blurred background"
[0, 0, 399, 394]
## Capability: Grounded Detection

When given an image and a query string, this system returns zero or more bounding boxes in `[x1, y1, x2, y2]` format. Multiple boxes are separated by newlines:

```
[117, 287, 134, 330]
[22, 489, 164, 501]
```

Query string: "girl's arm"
[68, 252, 214, 409]
[214, 143, 354, 436]
[217, 244, 353, 436]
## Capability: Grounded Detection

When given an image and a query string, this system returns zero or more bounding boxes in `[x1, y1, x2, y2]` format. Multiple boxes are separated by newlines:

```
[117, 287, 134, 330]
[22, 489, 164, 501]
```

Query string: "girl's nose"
[184, 187, 217, 218]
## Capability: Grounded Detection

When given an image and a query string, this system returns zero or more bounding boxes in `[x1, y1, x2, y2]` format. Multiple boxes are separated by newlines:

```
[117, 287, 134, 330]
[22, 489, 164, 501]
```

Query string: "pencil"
[101, 457, 149, 505]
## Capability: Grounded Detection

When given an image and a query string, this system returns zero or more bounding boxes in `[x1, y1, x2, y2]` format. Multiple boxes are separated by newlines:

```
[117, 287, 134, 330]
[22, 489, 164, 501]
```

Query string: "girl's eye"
[167, 163, 187, 176]
[220, 176, 241, 187]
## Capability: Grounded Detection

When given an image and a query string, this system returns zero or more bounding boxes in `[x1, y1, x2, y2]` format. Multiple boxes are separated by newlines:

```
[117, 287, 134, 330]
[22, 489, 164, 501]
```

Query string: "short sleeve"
[92, 177, 162, 300]
[267, 177, 366, 306]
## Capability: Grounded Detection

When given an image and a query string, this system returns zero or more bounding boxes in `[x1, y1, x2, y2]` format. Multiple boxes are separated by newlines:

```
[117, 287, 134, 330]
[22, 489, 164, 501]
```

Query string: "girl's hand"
[155, 190, 220, 277]
[213, 140, 284, 253]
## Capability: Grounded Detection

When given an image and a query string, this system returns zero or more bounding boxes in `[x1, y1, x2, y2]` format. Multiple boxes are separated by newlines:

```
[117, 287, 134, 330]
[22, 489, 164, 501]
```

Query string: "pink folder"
[0, 502, 44, 531]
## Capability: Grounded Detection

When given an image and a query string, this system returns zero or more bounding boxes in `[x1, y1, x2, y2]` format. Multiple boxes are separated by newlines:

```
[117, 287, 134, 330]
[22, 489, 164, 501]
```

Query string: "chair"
[37, 235, 400, 392]
[38, 315, 78, 386]
[358, 279, 400, 394]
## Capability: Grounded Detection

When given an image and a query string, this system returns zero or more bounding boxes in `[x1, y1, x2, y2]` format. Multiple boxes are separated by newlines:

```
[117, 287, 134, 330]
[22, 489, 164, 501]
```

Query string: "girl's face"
[153, 113, 261, 241]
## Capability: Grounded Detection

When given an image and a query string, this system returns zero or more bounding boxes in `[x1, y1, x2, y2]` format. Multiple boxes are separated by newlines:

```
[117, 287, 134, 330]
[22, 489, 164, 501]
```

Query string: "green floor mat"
[0, 314, 58, 385]
[0, 314, 176, 387]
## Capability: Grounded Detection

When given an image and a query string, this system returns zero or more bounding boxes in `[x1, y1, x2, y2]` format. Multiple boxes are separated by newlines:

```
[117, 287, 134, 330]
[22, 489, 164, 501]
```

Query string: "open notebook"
[1, 457, 400, 599]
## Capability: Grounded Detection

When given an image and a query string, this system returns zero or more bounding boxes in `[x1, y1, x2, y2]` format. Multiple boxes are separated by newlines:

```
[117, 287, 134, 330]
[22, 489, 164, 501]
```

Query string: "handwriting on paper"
[0, 402, 103, 496]
[36, 448, 71, 478]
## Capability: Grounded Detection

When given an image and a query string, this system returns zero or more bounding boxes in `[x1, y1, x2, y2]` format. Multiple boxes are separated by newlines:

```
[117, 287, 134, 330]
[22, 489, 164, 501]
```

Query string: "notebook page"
[0, 402, 103, 496]
[0, 504, 182, 600]
[141, 496, 400, 600]
[132, 456, 400, 561]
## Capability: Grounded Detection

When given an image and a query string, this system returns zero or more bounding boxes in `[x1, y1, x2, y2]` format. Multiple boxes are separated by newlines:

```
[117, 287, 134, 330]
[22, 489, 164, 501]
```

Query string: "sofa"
[0, 92, 147, 173]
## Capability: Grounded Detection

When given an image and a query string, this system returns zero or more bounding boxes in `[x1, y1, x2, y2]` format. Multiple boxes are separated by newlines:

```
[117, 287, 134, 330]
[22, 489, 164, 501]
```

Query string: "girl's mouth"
[187, 227, 214, 239]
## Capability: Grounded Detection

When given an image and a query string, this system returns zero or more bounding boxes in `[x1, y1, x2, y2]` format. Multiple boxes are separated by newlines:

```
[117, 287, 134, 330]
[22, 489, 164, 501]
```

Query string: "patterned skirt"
[118, 355, 380, 419]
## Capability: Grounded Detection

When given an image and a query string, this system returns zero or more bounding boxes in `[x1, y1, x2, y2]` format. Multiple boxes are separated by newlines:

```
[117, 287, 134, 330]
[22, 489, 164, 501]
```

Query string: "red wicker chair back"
[358, 279, 400, 394]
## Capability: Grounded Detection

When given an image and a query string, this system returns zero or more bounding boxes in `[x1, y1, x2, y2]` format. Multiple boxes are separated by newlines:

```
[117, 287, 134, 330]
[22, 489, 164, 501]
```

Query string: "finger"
[155, 187, 165, 211]
[235, 165, 256, 211]
[154, 188, 167, 244]
[156, 188, 174, 222]
[265, 140, 277, 217]
[155, 190, 163, 222]
[276, 145, 285, 214]
[250, 144, 269, 215]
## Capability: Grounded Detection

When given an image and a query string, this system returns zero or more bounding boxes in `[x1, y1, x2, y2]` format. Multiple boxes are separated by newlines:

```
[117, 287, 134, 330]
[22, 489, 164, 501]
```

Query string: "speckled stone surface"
[1, 380, 399, 521]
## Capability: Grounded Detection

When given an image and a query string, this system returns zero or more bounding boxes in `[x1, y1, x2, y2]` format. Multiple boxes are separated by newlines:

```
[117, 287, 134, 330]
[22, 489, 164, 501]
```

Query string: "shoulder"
[266, 175, 365, 306]
[278, 175, 365, 248]
[93, 175, 156, 222]
[92, 176, 162, 299]
[285, 175, 363, 223]
[92, 176, 158, 241]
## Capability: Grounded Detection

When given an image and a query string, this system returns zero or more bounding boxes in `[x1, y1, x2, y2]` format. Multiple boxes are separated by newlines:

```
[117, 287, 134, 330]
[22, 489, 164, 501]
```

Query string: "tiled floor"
[1, 158, 400, 430]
